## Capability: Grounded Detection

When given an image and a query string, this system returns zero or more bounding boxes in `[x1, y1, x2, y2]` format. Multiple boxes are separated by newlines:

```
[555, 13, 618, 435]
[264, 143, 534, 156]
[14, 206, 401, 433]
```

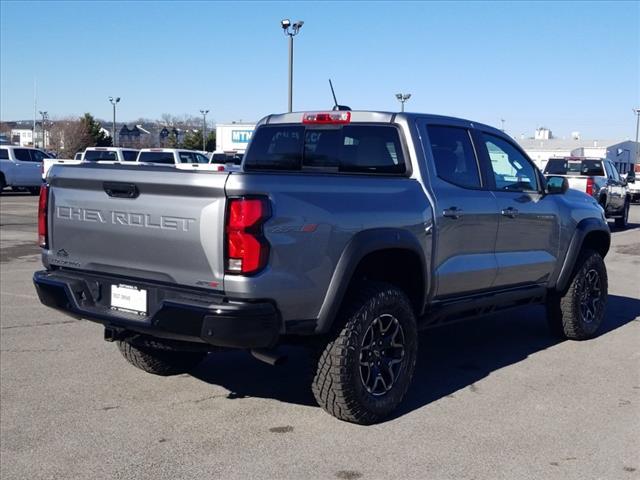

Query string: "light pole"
[395, 93, 411, 112]
[38, 111, 48, 149]
[633, 107, 640, 165]
[500, 118, 506, 132]
[200, 109, 209, 151]
[281, 19, 304, 113]
[108, 96, 120, 146]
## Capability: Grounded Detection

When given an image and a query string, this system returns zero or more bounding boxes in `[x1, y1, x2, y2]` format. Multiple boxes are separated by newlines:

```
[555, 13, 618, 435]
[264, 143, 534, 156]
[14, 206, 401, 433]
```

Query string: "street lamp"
[395, 93, 411, 112]
[108, 96, 121, 146]
[500, 118, 506, 132]
[281, 18, 304, 113]
[200, 109, 209, 151]
[633, 107, 640, 165]
[38, 110, 48, 149]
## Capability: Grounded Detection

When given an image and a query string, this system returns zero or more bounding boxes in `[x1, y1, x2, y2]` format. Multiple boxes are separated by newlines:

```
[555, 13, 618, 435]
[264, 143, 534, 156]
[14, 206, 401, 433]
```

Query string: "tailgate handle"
[103, 182, 139, 199]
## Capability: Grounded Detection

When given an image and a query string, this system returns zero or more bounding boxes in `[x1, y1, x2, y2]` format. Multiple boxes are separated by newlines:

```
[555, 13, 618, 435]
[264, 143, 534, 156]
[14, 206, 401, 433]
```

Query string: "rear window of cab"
[244, 124, 406, 174]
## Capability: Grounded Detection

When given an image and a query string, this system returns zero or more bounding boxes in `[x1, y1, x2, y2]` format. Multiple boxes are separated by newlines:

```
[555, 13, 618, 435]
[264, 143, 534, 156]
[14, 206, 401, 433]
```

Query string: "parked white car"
[43, 147, 139, 180]
[136, 148, 210, 165]
[1, 146, 50, 194]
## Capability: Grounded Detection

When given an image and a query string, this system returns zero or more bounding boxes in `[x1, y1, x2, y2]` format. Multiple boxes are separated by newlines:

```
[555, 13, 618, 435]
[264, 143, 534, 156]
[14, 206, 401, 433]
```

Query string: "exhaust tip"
[250, 348, 287, 366]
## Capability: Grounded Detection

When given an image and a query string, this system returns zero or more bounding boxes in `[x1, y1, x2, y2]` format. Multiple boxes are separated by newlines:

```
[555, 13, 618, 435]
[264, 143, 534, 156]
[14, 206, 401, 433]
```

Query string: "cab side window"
[0, 149, 8, 160]
[31, 150, 48, 162]
[427, 125, 481, 189]
[13, 149, 33, 162]
[481, 133, 538, 192]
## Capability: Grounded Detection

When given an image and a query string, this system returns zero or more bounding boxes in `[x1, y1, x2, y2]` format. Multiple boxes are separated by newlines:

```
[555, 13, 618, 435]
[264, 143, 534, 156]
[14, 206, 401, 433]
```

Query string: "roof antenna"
[329, 79, 351, 111]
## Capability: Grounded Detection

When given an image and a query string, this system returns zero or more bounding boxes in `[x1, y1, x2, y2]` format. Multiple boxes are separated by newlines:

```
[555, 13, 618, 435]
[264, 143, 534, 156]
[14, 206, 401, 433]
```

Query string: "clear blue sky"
[1, 0, 638, 139]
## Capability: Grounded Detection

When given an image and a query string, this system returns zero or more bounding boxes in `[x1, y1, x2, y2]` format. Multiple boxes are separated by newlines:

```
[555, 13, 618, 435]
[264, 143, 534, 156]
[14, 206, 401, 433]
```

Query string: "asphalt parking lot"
[1, 191, 638, 480]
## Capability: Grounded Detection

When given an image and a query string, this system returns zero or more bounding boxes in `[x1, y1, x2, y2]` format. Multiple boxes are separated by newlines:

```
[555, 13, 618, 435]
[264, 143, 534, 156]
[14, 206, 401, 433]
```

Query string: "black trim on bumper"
[33, 270, 280, 349]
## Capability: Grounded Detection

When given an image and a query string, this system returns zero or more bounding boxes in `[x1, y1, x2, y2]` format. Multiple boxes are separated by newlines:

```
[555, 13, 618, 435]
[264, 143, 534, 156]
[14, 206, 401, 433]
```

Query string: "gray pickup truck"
[34, 110, 611, 424]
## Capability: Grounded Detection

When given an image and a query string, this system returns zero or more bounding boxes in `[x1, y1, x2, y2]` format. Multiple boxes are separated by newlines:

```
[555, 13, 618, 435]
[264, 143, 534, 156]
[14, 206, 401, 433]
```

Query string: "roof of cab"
[258, 110, 504, 136]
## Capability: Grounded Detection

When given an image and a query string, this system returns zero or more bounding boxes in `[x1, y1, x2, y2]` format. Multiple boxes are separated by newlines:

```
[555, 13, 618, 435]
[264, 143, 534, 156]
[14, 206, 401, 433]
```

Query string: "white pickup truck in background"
[543, 157, 630, 227]
[136, 148, 210, 165]
[43, 147, 139, 179]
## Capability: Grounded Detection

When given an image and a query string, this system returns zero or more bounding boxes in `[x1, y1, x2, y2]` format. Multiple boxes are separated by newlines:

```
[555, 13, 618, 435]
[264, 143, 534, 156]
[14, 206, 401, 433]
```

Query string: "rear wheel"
[0, 175, 5, 194]
[28, 187, 40, 196]
[615, 200, 629, 228]
[311, 282, 418, 424]
[117, 340, 207, 376]
[547, 249, 608, 340]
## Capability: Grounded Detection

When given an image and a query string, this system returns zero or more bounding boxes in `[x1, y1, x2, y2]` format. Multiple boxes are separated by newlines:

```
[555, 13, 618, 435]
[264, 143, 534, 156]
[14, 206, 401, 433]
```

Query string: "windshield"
[137, 151, 175, 164]
[211, 153, 243, 165]
[122, 150, 138, 161]
[244, 125, 406, 174]
[84, 150, 118, 162]
[544, 159, 604, 176]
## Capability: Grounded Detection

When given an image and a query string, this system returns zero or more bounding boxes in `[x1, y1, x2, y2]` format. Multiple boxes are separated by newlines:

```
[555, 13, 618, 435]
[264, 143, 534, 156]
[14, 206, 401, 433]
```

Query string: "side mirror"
[546, 176, 569, 194]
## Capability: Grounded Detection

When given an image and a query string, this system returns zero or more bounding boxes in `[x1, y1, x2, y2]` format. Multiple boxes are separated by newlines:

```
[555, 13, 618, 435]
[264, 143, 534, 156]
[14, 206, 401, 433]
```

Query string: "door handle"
[443, 207, 463, 219]
[501, 207, 519, 218]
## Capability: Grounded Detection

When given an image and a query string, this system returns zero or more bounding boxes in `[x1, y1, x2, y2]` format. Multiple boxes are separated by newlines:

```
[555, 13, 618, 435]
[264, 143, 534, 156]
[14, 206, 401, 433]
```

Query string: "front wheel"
[117, 340, 207, 376]
[547, 249, 608, 340]
[312, 282, 418, 424]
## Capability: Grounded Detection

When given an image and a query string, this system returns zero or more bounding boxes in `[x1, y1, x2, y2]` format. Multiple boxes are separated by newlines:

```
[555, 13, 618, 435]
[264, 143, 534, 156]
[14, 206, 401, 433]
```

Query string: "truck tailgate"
[565, 176, 588, 193]
[45, 164, 228, 291]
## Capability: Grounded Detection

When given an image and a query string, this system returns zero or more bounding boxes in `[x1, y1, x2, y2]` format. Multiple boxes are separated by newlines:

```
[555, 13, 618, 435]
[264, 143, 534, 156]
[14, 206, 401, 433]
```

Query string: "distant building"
[215, 123, 256, 153]
[606, 140, 639, 174]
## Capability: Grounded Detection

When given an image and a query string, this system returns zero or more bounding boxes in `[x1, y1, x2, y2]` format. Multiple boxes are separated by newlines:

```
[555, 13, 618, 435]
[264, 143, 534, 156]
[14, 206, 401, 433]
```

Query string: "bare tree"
[48, 117, 92, 158]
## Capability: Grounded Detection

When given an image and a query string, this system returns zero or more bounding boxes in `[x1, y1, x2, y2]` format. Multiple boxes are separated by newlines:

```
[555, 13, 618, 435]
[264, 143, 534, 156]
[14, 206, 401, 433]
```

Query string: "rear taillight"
[586, 177, 595, 196]
[225, 197, 271, 275]
[38, 185, 48, 248]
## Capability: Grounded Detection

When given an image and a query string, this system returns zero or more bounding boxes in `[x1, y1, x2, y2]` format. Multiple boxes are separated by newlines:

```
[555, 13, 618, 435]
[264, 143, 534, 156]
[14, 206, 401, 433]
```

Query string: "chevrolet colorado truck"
[34, 111, 611, 424]
[543, 157, 630, 228]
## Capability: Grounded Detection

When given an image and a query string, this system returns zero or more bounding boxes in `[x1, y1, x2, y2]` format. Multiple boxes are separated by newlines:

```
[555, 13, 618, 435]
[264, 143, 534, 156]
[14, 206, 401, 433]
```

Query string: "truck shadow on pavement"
[190, 294, 640, 419]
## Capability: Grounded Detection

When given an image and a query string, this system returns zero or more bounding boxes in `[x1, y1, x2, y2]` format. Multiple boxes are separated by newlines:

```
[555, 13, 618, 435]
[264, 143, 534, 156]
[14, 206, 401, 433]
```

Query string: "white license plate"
[111, 284, 147, 315]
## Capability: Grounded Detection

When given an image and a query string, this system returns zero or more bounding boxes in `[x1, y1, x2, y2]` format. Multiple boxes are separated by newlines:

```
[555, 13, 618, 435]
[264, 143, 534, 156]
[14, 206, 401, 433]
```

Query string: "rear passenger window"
[178, 152, 197, 164]
[14, 149, 33, 162]
[427, 126, 481, 189]
[244, 125, 406, 174]
[0, 149, 8, 159]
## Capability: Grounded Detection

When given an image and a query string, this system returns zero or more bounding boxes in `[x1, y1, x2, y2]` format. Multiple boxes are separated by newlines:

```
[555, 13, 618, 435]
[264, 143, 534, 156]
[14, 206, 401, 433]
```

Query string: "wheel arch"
[315, 229, 428, 334]
[554, 218, 610, 292]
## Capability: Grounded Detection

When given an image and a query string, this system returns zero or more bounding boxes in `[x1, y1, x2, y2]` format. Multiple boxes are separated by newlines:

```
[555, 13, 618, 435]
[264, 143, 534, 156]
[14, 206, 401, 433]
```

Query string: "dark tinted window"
[245, 125, 406, 174]
[178, 152, 197, 163]
[0, 149, 8, 160]
[543, 159, 604, 176]
[31, 150, 48, 162]
[14, 149, 33, 162]
[138, 152, 175, 164]
[482, 133, 538, 191]
[84, 150, 118, 162]
[427, 126, 481, 189]
[122, 151, 138, 161]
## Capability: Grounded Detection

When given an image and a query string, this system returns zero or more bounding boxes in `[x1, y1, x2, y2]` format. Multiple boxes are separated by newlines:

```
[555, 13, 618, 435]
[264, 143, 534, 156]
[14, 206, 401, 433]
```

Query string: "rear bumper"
[33, 269, 280, 349]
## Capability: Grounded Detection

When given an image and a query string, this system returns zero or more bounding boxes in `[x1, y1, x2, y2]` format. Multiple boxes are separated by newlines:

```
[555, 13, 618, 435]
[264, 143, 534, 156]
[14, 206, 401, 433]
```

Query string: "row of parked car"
[0, 145, 243, 194]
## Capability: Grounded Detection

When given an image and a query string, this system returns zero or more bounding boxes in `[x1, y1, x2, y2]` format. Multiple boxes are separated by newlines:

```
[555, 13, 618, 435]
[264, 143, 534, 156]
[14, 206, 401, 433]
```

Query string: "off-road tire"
[117, 340, 206, 376]
[311, 282, 418, 424]
[547, 249, 607, 340]
[615, 200, 629, 228]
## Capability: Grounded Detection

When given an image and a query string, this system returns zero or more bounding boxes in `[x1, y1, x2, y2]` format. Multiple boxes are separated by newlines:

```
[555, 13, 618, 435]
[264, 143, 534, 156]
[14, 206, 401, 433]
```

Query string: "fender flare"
[315, 228, 428, 334]
[554, 217, 610, 292]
